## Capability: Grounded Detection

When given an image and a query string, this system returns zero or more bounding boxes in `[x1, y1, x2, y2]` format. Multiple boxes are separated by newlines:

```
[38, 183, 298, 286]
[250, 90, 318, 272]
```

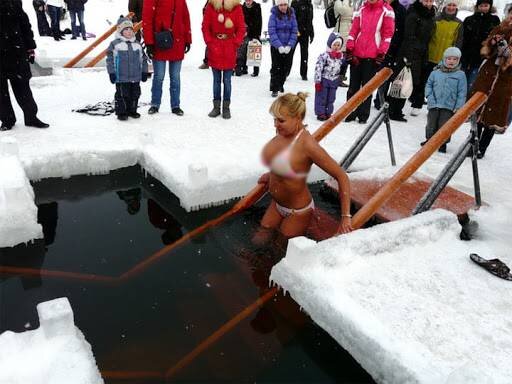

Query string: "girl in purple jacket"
[314, 33, 346, 120]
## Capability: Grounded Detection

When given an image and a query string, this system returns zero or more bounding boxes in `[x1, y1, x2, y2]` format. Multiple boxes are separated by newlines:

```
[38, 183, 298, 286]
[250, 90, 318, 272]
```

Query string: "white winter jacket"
[46, 0, 65, 8]
[333, 0, 353, 49]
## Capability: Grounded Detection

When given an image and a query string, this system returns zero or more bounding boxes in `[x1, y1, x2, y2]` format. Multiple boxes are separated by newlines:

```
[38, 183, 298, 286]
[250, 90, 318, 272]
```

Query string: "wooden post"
[83, 21, 142, 68]
[351, 91, 488, 230]
[63, 12, 134, 68]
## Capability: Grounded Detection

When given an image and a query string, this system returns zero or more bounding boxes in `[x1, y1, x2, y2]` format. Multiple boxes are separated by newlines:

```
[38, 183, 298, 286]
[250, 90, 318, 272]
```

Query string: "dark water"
[0, 166, 374, 384]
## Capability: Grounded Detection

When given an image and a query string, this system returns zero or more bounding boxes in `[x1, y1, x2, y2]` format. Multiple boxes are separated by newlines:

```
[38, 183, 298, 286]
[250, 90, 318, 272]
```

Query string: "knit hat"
[443, 46, 461, 66]
[445, 0, 459, 6]
[327, 32, 343, 49]
[476, 0, 492, 7]
[117, 16, 133, 33]
[275, 0, 289, 5]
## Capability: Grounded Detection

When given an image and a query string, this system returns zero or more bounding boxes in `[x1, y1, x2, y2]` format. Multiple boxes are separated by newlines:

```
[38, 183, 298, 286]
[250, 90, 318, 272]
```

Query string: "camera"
[497, 39, 508, 48]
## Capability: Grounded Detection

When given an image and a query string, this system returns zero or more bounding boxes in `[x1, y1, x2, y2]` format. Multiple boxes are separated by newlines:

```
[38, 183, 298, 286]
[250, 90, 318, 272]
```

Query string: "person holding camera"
[0, 0, 49, 131]
[142, 0, 191, 116]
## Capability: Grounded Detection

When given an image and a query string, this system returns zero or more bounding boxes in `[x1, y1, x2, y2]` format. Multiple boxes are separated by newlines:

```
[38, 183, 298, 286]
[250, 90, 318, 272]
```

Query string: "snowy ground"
[1, 0, 512, 383]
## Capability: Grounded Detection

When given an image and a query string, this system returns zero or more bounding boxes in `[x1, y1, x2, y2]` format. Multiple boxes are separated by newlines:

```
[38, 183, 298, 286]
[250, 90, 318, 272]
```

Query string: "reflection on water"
[0, 166, 374, 384]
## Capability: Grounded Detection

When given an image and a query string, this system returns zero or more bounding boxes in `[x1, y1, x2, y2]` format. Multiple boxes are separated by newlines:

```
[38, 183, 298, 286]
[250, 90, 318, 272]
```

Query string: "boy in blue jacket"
[423, 47, 467, 152]
[107, 16, 148, 120]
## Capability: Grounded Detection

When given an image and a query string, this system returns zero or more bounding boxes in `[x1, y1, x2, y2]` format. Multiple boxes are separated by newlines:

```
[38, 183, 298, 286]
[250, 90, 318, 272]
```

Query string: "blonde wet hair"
[269, 92, 309, 120]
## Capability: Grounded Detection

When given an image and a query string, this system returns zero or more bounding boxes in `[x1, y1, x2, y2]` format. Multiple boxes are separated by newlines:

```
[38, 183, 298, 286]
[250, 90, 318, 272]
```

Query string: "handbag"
[154, 0, 176, 50]
[155, 30, 174, 50]
[388, 65, 413, 99]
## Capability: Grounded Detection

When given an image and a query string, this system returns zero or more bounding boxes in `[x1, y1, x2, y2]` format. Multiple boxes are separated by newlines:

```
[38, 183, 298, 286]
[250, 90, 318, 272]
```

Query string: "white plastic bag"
[388, 66, 413, 99]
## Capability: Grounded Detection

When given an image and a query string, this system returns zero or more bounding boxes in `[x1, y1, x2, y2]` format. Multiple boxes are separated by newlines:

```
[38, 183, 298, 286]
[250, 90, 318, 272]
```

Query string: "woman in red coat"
[202, 0, 246, 119]
[142, 0, 191, 116]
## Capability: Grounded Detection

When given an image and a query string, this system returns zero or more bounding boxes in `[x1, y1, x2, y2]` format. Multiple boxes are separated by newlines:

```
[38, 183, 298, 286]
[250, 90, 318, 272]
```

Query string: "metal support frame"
[340, 88, 396, 170]
[413, 115, 482, 214]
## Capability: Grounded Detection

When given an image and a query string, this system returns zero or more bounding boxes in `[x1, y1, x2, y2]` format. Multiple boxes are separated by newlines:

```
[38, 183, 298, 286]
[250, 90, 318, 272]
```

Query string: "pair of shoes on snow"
[470, 253, 512, 281]
[172, 107, 184, 116]
[26, 118, 49, 128]
[390, 115, 407, 122]
[410, 108, 421, 116]
[118, 112, 141, 120]
[271, 91, 278, 98]
[1, 122, 14, 131]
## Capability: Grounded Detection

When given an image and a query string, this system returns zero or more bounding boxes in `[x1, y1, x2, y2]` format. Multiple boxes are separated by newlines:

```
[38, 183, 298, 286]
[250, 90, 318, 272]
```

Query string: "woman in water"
[258, 92, 352, 239]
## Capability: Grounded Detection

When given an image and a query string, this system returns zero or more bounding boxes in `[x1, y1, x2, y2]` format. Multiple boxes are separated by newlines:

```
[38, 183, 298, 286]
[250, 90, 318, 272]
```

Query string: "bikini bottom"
[275, 199, 315, 218]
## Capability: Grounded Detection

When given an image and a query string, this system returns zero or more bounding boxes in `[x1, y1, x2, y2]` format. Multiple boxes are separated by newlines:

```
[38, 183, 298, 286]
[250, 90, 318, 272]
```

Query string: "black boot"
[251, 67, 259, 77]
[222, 101, 231, 119]
[208, 100, 221, 118]
[1, 122, 14, 131]
[25, 118, 49, 128]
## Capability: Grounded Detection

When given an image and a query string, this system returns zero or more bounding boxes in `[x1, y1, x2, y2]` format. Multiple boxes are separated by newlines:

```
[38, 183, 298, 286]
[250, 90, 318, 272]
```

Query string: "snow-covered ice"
[0, 298, 104, 384]
[271, 210, 512, 384]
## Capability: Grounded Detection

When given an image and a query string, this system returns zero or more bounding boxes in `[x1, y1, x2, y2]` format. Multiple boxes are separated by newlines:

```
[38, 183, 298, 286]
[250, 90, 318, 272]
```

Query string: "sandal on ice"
[470, 253, 512, 281]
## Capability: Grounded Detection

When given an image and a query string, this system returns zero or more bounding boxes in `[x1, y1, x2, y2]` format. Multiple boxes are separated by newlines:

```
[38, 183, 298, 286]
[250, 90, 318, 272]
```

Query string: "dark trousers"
[236, 37, 259, 75]
[270, 47, 293, 92]
[409, 60, 430, 109]
[426, 108, 453, 143]
[314, 79, 338, 117]
[478, 123, 495, 155]
[292, 34, 309, 79]
[46, 5, 61, 38]
[35, 9, 51, 36]
[69, 10, 86, 38]
[0, 75, 38, 125]
[115, 82, 141, 116]
[346, 59, 376, 121]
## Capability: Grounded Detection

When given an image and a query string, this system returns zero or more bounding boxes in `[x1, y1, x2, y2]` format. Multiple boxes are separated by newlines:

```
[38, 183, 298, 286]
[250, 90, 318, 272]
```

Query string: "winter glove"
[315, 82, 322, 92]
[283, 46, 291, 54]
[27, 49, 35, 64]
[141, 72, 148, 82]
[278, 46, 286, 54]
[109, 73, 116, 84]
[375, 53, 385, 66]
[345, 49, 353, 63]
[146, 45, 154, 59]
[309, 34, 314, 44]
[184, 43, 191, 54]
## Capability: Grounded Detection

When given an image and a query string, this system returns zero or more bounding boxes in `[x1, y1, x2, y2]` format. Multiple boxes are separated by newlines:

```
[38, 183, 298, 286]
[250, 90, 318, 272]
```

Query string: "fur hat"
[275, 0, 289, 5]
[476, 0, 492, 7]
[116, 16, 133, 33]
[327, 32, 343, 49]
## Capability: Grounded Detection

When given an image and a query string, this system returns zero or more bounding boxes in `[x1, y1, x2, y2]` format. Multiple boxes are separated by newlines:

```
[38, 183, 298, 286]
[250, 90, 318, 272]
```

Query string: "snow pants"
[426, 108, 453, 142]
[346, 59, 377, 122]
[0, 75, 38, 126]
[291, 34, 310, 79]
[270, 47, 293, 92]
[315, 78, 338, 117]
[115, 82, 141, 116]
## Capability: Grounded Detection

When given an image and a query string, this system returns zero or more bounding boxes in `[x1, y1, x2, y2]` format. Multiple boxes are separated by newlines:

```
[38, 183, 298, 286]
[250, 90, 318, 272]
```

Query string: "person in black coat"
[0, 0, 49, 131]
[236, 0, 263, 76]
[32, 0, 51, 36]
[374, 0, 406, 109]
[387, 0, 435, 122]
[291, 0, 314, 80]
[461, 0, 500, 89]
[128, 0, 143, 40]
[64, 0, 87, 40]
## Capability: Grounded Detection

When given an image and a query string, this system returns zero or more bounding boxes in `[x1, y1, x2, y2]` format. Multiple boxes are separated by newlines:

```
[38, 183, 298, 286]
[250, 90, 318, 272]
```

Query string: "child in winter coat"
[423, 46, 467, 152]
[106, 17, 149, 121]
[314, 33, 346, 121]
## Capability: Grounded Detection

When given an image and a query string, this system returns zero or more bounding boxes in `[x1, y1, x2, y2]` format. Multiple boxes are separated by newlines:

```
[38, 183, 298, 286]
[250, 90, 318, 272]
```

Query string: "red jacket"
[201, 0, 246, 70]
[346, 0, 395, 59]
[142, 0, 192, 61]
